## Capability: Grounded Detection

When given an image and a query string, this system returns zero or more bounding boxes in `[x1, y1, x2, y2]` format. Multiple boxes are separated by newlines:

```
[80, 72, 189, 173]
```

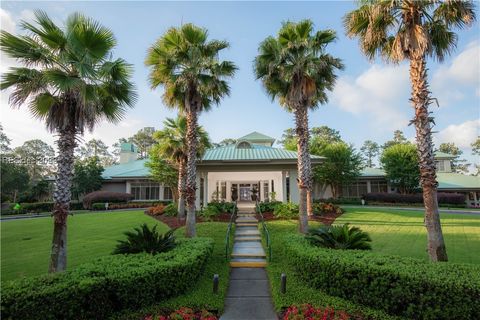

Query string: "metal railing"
[256, 200, 272, 261]
[225, 201, 238, 261]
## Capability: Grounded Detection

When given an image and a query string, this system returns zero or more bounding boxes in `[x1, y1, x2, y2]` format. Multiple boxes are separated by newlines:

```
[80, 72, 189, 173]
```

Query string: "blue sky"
[1, 1, 479, 166]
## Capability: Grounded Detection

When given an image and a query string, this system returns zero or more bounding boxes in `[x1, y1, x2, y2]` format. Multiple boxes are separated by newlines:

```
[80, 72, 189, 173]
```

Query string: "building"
[101, 132, 323, 207]
[101, 132, 480, 207]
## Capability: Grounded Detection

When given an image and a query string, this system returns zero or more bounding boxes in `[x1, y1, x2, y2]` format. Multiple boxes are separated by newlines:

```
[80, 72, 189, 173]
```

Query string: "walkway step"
[235, 230, 261, 236]
[229, 261, 267, 268]
[231, 253, 266, 258]
[236, 223, 258, 227]
[235, 237, 261, 242]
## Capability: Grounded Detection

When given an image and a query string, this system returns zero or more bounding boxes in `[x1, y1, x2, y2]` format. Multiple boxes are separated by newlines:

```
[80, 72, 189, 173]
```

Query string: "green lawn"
[336, 207, 480, 264]
[1, 210, 168, 281]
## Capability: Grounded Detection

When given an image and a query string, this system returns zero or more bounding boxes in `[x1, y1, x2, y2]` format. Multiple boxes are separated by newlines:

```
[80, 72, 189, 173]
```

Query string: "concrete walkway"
[221, 211, 277, 320]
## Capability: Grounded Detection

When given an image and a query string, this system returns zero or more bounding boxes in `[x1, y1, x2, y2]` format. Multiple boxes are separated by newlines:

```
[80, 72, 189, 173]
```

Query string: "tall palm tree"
[153, 116, 211, 219]
[1, 11, 136, 272]
[254, 20, 344, 233]
[146, 24, 236, 237]
[344, 0, 476, 262]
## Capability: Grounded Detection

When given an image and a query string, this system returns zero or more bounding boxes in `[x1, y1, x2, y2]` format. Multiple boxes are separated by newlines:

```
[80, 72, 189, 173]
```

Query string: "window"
[236, 141, 252, 149]
[221, 181, 227, 200]
[341, 181, 368, 198]
[263, 181, 269, 201]
[130, 182, 160, 200]
[370, 180, 388, 193]
[163, 187, 173, 200]
[435, 161, 445, 172]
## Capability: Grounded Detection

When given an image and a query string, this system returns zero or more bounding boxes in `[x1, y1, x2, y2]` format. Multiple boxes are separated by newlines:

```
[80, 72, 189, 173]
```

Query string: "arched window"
[236, 141, 252, 149]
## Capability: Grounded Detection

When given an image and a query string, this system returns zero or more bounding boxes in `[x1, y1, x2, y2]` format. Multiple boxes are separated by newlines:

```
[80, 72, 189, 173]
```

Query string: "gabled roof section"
[201, 144, 323, 162]
[434, 151, 456, 159]
[102, 159, 149, 179]
[238, 131, 275, 144]
[437, 173, 480, 190]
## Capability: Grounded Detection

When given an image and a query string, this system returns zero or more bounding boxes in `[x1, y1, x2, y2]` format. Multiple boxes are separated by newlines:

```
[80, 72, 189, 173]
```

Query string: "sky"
[1, 1, 479, 167]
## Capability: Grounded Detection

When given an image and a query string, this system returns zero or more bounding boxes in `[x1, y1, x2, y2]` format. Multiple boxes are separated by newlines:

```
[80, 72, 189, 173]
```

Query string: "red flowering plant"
[143, 308, 218, 320]
[283, 304, 350, 320]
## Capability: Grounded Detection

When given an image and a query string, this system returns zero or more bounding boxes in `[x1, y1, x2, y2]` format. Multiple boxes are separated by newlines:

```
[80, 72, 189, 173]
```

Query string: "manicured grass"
[1, 210, 168, 281]
[112, 222, 232, 319]
[336, 207, 480, 264]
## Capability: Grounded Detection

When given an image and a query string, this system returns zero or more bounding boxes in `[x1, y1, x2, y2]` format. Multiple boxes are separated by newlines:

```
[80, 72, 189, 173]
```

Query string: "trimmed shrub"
[284, 234, 480, 319]
[206, 201, 235, 213]
[1, 238, 214, 320]
[200, 204, 221, 221]
[306, 224, 372, 250]
[257, 201, 282, 213]
[83, 191, 134, 209]
[113, 224, 176, 255]
[312, 202, 344, 216]
[365, 192, 465, 205]
[147, 204, 166, 215]
[314, 198, 362, 205]
[1, 201, 84, 215]
[273, 202, 299, 219]
[163, 202, 178, 217]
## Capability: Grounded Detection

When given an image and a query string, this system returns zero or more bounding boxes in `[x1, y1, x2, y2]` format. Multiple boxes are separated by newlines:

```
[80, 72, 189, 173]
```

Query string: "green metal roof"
[201, 144, 323, 161]
[361, 167, 386, 177]
[434, 151, 456, 159]
[437, 173, 480, 190]
[102, 159, 149, 179]
[238, 131, 275, 142]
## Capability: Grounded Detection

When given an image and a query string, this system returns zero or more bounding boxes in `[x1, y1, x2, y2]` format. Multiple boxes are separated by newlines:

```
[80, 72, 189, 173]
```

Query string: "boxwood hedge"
[284, 234, 480, 320]
[1, 238, 214, 320]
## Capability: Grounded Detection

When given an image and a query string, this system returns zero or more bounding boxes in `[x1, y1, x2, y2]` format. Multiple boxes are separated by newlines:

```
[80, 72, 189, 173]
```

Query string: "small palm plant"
[113, 224, 176, 255]
[306, 224, 372, 250]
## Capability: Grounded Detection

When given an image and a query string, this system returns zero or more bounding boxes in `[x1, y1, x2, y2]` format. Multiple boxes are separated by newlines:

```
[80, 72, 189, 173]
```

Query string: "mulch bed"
[258, 211, 343, 226]
[147, 212, 232, 229]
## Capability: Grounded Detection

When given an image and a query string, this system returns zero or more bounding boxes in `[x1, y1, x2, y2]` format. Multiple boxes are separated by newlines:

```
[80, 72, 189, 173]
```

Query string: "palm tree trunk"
[185, 109, 198, 238]
[294, 106, 311, 233]
[307, 190, 313, 217]
[177, 159, 186, 220]
[410, 57, 448, 262]
[49, 128, 76, 272]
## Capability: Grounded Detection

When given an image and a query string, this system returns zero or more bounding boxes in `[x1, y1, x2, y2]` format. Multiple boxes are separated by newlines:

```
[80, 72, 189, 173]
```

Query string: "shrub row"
[365, 192, 465, 205]
[206, 201, 236, 213]
[91, 201, 172, 211]
[314, 198, 363, 205]
[257, 201, 283, 213]
[82, 191, 134, 209]
[1, 201, 84, 215]
[284, 234, 480, 320]
[1, 238, 214, 320]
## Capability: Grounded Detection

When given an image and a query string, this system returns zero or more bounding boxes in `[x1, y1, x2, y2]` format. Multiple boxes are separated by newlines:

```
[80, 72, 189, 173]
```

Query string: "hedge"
[1, 238, 214, 320]
[284, 234, 480, 320]
[82, 191, 134, 209]
[365, 192, 465, 205]
[1, 201, 84, 215]
[91, 201, 171, 211]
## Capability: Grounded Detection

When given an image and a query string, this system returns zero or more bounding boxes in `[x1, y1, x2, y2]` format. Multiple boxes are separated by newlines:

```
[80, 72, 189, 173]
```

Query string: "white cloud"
[432, 41, 480, 105]
[0, 8, 16, 33]
[331, 64, 410, 129]
[435, 119, 480, 149]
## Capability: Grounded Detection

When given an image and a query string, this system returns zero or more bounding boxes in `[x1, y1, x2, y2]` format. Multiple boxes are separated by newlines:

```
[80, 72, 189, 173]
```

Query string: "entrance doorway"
[238, 183, 258, 202]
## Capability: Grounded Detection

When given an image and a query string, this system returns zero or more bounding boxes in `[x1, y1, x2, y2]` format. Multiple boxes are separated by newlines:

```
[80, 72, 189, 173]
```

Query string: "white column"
[282, 171, 287, 202]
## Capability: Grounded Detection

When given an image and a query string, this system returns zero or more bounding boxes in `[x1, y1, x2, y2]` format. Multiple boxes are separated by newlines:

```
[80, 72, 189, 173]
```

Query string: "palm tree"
[153, 116, 211, 219]
[1, 11, 136, 272]
[344, 1, 476, 262]
[254, 20, 344, 233]
[145, 24, 236, 237]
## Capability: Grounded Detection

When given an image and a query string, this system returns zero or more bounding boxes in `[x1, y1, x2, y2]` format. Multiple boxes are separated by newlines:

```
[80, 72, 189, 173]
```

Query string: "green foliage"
[306, 224, 372, 250]
[360, 140, 380, 167]
[438, 142, 469, 173]
[0, 161, 30, 202]
[1, 201, 84, 215]
[92, 203, 107, 211]
[71, 157, 104, 200]
[311, 202, 344, 216]
[77, 139, 115, 167]
[284, 234, 480, 319]
[130, 127, 156, 159]
[1, 238, 213, 320]
[257, 201, 282, 213]
[381, 144, 420, 194]
[381, 130, 408, 150]
[273, 202, 299, 219]
[206, 201, 235, 213]
[200, 204, 221, 221]
[13, 139, 55, 181]
[113, 224, 176, 255]
[313, 142, 363, 198]
[146, 153, 178, 198]
[82, 191, 134, 209]
[164, 202, 179, 217]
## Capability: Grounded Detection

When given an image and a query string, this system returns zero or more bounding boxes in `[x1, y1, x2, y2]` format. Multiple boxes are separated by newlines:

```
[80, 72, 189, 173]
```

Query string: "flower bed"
[144, 307, 218, 320]
[283, 304, 350, 320]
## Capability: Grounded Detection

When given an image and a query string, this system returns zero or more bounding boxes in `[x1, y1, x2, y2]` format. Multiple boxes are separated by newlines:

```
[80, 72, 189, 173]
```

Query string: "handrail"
[225, 201, 237, 261]
[256, 200, 272, 261]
